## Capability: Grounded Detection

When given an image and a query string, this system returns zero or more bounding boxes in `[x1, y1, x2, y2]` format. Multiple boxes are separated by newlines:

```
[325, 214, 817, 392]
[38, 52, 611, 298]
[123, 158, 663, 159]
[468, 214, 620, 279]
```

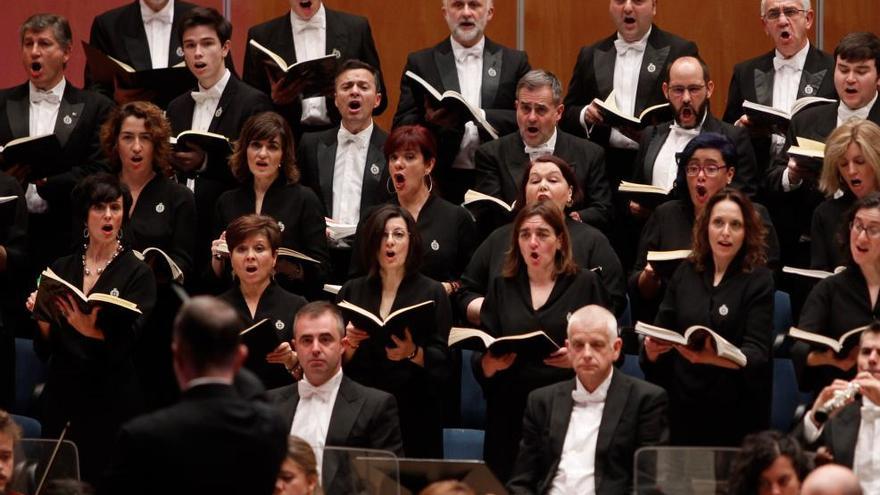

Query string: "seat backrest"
[10, 414, 41, 438]
[459, 350, 487, 429]
[13, 338, 47, 415]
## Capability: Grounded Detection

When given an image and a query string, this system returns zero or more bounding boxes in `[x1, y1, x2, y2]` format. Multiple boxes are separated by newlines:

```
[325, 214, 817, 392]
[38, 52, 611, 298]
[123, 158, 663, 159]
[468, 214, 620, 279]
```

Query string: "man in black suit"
[507, 305, 669, 495]
[723, 0, 834, 179]
[296, 60, 390, 281]
[561, 0, 697, 177]
[393, 0, 530, 203]
[102, 296, 288, 495]
[0, 14, 113, 277]
[799, 325, 880, 493]
[267, 301, 404, 495]
[165, 7, 273, 288]
[85, 0, 198, 106]
[243, 0, 387, 135]
[474, 69, 612, 231]
[632, 56, 758, 201]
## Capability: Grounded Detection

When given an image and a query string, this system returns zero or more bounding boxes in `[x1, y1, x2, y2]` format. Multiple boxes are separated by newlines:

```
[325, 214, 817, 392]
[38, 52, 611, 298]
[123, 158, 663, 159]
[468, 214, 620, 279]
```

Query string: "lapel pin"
[275, 320, 285, 330]
[370, 163, 380, 176]
[214, 108, 223, 118]
[332, 49, 341, 58]
[804, 85, 814, 95]
[719, 304, 729, 316]
[62, 115, 72, 125]
[176, 46, 184, 57]
[110, 288, 120, 297]
[647, 63, 657, 74]
[488, 67, 497, 78]
[430, 239, 440, 251]
[155, 202, 165, 213]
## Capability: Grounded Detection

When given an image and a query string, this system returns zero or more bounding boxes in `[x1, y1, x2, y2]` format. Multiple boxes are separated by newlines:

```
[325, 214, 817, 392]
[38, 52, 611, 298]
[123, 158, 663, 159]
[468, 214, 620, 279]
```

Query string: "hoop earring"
[424, 174, 433, 193]
[386, 176, 396, 195]
[83, 228, 89, 239]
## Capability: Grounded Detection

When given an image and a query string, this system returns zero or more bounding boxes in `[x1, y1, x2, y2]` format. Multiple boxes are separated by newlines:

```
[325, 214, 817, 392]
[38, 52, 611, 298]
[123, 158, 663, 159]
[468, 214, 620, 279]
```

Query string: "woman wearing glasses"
[336, 204, 451, 459]
[793, 192, 880, 395]
[630, 133, 779, 322]
[641, 188, 774, 446]
[810, 119, 880, 271]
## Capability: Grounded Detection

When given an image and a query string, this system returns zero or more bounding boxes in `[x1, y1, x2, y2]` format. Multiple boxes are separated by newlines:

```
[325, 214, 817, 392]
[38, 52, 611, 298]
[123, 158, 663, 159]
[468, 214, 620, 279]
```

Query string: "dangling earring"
[424, 174, 433, 193]
[117, 228, 124, 240]
[566, 195, 574, 207]
[386, 176, 396, 194]
[83, 228, 89, 239]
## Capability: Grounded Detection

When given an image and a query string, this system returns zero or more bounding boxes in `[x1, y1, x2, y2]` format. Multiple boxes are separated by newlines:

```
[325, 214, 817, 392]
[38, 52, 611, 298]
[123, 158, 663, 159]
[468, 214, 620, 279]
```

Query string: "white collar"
[575, 368, 613, 401]
[450, 35, 485, 62]
[197, 68, 231, 96]
[523, 127, 558, 151]
[185, 376, 233, 390]
[140, 0, 174, 24]
[774, 42, 810, 69]
[339, 121, 374, 147]
[840, 92, 878, 115]
[616, 26, 652, 46]
[29, 78, 66, 99]
[290, 3, 327, 30]
[303, 366, 343, 391]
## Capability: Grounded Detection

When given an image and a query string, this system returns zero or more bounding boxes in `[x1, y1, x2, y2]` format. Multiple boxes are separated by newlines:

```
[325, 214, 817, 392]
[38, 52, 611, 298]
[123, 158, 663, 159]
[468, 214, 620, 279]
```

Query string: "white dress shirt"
[838, 92, 877, 126]
[548, 372, 613, 495]
[450, 36, 485, 170]
[291, 4, 330, 125]
[290, 368, 343, 478]
[771, 43, 810, 159]
[803, 397, 880, 493]
[651, 114, 705, 190]
[140, 0, 173, 69]
[332, 122, 373, 224]
[26, 79, 65, 213]
[524, 127, 558, 161]
[191, 68, 230, 132]
[603, 28, 651, 150]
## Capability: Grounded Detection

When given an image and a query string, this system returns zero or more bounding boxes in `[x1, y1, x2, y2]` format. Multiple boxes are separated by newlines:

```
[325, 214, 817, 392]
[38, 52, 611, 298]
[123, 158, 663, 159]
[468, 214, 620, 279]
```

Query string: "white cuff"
[25, 183, 48, 214]
[782, 167, 802, 192]
[802, 411, 824, 443]
[579, 106, 591, 136]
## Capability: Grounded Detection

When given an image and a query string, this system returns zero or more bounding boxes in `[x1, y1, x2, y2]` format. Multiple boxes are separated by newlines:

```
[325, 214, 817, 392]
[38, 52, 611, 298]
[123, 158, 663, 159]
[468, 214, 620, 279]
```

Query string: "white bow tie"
[191, 87, 222, 105]
[338, 128, 365, 147]
[456, 46, 482, 64]
[298, 381, 332, 402]
[31, 90, 60, 105]
[670, 125, 700, 139]
[524, 143, 553, 159]
[773, 56, 800, 72]
[293, 17, 323, 34]
[614, 38, 647, 55]
[839, 103, 866, 124]
[572, 388, 605, 406]
[143, 10, 172, 25]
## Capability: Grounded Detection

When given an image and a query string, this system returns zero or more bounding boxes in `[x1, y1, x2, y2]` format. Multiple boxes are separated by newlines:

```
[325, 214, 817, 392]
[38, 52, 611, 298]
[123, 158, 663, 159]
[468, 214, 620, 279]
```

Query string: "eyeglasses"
[685, 164, 729, 177]
[851, 220, 880, 239]
[383, 229, 409, 242]
[667, 85, 706, 97]
[764, 7, 806, 20]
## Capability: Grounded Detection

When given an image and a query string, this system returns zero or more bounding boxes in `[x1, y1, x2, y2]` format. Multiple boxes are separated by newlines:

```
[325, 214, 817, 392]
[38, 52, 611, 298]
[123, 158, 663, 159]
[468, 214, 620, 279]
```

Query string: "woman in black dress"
[641, 188, 774, 446]
[458, 155, 625, 323]
[476, 201, 609, 482]
[337, 204, 451, 458]
[810, 119, 880, 271]
[630, 132, 779, 323]
[219, 214, 305, 389]
[794, 192, 880, 394]
[212, 112, 329, 299]
[100, 101, 196, 409]
[25, 174, 156, 483]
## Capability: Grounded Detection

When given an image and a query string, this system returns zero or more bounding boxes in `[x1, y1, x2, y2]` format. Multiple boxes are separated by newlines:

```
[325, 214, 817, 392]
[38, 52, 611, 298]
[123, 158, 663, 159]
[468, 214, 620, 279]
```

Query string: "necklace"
[82, 241, 123, 276]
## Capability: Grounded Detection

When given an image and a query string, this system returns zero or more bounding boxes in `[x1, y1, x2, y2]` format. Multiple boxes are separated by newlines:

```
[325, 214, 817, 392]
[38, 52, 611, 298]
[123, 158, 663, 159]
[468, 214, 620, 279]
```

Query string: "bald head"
[801, 465, 862, 495]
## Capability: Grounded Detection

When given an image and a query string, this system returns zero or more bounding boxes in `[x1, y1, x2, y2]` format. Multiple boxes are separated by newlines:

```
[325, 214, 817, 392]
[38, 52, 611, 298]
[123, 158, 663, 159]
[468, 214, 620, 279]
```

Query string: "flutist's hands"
[810, 379, 857, 427]
[854, 371, 880, 405]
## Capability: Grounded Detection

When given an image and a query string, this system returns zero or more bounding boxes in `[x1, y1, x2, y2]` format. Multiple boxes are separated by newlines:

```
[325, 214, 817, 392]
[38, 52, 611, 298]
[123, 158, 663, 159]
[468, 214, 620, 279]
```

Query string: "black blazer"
[722, 44, 836, 124]
[474, 130, 613, 231]
[393, 36, 530, 140]
[267, 375, 405, 494]
[85, 1, 198, 101]
[103, 383, 288, 495]
[561, 25, 698, 142]
[243, 8, 387, 118]
[296, 124, 391, 217]
[632, 114, 759, 197]
[813, 400, 861, 468]
[507, 371, 669, 495]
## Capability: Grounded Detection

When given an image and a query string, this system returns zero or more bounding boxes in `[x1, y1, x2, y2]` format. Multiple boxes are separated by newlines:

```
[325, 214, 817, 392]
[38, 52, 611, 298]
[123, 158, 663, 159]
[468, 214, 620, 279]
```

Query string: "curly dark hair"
[690, 188, 767, 273]
[728, 430, 812, 495]
[100, 101, 174, 177]
[229, 112, 299, 185]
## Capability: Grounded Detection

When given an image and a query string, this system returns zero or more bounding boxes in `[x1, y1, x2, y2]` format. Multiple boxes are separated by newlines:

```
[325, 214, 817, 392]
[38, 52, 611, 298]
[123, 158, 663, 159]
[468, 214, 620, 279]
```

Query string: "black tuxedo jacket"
[267, 375, 404, 494]
[474, 130, 613, 230]
[633, 113, 758, 196]
[795, 400, 861, 468]
[561, 25, 698, 142]
[102, 383, 288, 495]
[722, 44, 835, 124]
[393, 37, 529, 137]
[0, 82, 112, 205]
[296, 125, 391, 217]
[243, 8, 387, 119]
[85, 1, 198, 100]
[507, 370, 669, 495]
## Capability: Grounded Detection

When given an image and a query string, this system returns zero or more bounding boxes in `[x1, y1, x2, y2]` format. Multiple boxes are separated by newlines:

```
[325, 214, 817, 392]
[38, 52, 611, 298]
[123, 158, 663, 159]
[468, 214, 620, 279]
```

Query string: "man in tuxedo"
[102, 296, 288, 495]
[393, 0, 530, 203]
[631, 56, 758, 204]
[267, 301, 403, 494]
[561, 0, 697, 180]
[800, 324, 880, 493]
[296, 60, 390, 281]
[723, 0, 834, 178]
[474, 69, 613, 231]
[0, 14, 113, 279]
[243, 0, 387, 136]
[165, 7, 273, 287]
[85, 0, 198, 106]
[507, 304, 669, 495]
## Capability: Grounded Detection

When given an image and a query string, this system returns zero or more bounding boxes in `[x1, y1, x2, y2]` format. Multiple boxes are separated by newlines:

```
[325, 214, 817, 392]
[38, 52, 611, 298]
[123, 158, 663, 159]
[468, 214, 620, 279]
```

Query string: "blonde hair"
[820, 119, 880, 197]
